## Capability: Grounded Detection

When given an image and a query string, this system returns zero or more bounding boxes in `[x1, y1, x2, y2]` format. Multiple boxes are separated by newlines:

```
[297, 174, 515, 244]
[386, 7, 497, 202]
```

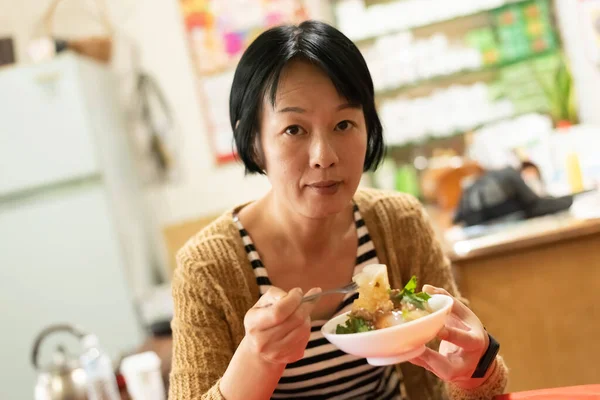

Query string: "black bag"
[453, 167, 573, 226]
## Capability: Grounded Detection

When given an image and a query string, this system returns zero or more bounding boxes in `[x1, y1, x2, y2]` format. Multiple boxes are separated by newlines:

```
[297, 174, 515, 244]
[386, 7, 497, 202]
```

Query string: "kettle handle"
[31, 324, 88, 370]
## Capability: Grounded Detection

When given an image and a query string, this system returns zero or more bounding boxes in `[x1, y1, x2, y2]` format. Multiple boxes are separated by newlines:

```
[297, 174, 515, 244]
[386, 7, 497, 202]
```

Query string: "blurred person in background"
[520, 161, 545, 197]
[453, 165, 573, 227]
[170, 21, 507, 400]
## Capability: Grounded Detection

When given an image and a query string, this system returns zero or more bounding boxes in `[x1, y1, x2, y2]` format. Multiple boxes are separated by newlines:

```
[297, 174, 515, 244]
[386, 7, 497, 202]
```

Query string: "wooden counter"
[447, 214, 600, 262]
[442, 215, 600, 393]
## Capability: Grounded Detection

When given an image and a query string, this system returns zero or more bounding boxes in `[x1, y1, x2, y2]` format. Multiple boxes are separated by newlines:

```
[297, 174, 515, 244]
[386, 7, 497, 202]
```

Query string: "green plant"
[530, 53, 578, 125]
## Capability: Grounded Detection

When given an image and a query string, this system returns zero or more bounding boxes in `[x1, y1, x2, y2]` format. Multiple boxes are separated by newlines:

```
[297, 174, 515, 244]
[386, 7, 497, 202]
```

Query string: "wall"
[5, 0, 598, 268]
[555, 0, 600, 126]
[118, 0, 270, 226]
[0, 0, 331, 230]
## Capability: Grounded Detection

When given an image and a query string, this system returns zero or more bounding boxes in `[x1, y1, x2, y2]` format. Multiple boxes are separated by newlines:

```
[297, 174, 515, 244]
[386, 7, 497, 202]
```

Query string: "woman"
[170, 21, 507, 400]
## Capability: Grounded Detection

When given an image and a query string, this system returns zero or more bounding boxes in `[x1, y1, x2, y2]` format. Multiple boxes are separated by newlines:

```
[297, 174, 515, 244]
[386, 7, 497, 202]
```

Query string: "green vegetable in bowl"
[389, 276, 431, 310]
[335, 315, 373, 334]
[335, 275, 433, 334]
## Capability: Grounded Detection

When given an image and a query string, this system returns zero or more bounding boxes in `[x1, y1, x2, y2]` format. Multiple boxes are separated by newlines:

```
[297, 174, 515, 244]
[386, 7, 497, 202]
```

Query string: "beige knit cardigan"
[170, 188, 508, 400]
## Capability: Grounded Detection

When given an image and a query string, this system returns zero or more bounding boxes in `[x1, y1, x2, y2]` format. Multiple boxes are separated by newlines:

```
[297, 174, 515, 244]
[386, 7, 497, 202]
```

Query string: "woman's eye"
[284, 125, 303, 135]
[335, 120, 353, 131]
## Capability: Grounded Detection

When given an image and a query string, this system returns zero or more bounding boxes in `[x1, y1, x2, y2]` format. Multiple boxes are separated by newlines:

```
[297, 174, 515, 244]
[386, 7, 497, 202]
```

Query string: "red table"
[494, 385, 600, 399]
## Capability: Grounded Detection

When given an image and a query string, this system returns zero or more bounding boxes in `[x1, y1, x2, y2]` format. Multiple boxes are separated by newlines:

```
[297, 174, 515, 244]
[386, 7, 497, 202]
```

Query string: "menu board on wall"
[179, 0, 310, 164]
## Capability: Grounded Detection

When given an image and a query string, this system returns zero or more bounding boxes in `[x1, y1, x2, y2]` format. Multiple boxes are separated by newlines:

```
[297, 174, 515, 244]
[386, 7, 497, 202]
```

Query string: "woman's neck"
[258, 191, 355, 258]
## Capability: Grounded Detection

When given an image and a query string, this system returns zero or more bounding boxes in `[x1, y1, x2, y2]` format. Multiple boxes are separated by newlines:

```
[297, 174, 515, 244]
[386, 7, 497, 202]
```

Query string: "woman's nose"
[309, 133, 339, 169]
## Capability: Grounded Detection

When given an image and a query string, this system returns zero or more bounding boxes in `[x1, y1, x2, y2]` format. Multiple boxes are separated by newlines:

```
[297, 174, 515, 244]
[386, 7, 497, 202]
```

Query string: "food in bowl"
[336, 264, 432, 334]
[322, 268, 453, 365]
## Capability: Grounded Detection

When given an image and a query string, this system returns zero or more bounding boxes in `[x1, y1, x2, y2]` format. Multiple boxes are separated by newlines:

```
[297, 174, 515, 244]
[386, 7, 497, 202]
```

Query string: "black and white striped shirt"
[233, 204, 404, 399]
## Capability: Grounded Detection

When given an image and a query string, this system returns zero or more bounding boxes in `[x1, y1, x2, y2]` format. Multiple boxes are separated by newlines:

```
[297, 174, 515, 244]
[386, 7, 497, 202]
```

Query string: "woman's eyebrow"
[277, 106, 306, 114]
[277, 103, 361, 114]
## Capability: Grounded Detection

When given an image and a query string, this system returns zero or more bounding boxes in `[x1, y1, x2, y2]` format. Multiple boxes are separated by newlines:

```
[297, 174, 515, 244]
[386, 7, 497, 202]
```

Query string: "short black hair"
[521, 161, 542, 179]
[229, 20, 385, 174]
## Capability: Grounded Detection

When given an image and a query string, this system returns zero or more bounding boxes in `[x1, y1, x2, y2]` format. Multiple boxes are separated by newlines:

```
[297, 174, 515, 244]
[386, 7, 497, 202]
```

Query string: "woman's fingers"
[263, 287, 322, 341]
[267, 288, 305, 325]
[247, 287, 321, 364]
[246, 286, 322, 332]
[246, 287, 304, 331]
[422, 284, 450, 296]
[413, 286, 491, 384]
[423, 284, 473, 322]
[438, 326, 482, 351]
[407, 355, 428, 369]
[256, 313, 310, 360]
[256, 286, 288, 307]
[424, 285, 487, 351]
[264, 308, 309, 342]
[411, 348, 456, 382]
[447, 313, 470, 331]
[268, 317, 312, 363]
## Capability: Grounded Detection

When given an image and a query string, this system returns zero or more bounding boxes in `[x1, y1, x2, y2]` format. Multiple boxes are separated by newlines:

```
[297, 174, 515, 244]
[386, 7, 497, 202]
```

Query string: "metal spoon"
[257, 281, 358, 309]
[301, 281, 358, 303]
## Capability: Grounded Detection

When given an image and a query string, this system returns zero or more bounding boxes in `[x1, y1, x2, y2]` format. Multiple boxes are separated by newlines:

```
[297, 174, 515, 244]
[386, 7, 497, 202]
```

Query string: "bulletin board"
[179, 0, 310, 164]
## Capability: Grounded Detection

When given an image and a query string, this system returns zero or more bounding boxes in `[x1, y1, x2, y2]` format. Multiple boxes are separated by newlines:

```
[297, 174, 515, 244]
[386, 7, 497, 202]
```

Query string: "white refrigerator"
[0, 53, 155, 399]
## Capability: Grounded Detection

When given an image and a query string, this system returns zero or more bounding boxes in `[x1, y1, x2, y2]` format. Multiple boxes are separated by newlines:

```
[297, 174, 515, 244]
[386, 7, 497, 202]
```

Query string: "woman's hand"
[409, 285, 494, 389]
[243, 286, 321, 365]
[221, 286, 321, 400]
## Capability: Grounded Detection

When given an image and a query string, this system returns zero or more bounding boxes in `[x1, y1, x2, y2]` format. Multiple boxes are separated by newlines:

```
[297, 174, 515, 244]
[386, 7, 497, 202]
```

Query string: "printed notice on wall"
[178, 0, 311, 164]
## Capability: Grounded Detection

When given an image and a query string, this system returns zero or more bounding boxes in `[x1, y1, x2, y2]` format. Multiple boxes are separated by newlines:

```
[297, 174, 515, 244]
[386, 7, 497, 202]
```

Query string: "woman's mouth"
[307, 180, 342, 195]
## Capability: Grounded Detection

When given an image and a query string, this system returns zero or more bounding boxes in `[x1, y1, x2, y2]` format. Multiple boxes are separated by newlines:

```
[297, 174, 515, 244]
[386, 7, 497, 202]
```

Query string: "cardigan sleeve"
[409, 201, 509, 400]
[169, 251, 234, 400]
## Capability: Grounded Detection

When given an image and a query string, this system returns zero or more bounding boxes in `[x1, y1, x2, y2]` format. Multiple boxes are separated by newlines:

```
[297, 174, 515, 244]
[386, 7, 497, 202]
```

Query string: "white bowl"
[321, 294, 453, 366]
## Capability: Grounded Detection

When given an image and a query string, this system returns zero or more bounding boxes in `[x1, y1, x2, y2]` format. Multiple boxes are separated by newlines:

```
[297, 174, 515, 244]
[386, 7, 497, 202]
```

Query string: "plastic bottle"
[566, 152, 584, 193]
[120, 351, 165, 400]
[557, 122, 585, 194]
[79, 334, 120, 400]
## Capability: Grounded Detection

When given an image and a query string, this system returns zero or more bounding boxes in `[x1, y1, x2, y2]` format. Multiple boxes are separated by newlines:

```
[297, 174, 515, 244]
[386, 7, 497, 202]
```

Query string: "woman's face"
[259, 59, 368, 219]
